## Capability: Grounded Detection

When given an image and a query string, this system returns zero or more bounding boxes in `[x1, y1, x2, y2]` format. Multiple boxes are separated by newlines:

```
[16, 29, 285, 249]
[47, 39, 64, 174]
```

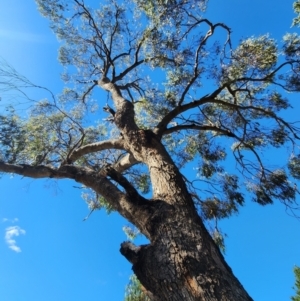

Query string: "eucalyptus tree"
[1, 0, 300, 300]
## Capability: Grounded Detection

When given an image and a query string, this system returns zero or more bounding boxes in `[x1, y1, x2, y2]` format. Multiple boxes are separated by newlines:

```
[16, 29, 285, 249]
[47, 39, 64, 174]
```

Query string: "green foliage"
[292, 266, 300, 301]
[283, 33, 300, 57]
[133, 0, 207, 27]
[124, 275, 150, 301]
[293, 1, 300, 27]
[122, 225, 140, 241]
[282, 32, 300, 91]
[247, 170, 297, 205]
[135, 174, 151, 194]
[82, 188, 114, 215]
[211, 229, 226, 254]
[0, 109, 26, 163]
[0, 0, 298, 227]
[289, 155, 300, 180]
[225, 35, 277, 80]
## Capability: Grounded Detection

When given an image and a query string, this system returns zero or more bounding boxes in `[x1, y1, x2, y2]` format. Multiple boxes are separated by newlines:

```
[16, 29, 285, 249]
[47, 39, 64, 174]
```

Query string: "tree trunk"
[119, 131, 253, 301]
[121, 202, 253, 301]
[0, 80, 255, 300]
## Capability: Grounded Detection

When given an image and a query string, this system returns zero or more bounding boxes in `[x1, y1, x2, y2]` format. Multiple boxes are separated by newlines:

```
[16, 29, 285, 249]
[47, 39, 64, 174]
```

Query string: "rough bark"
[118, 137, 253, 301]
[121, 202, 253, 301]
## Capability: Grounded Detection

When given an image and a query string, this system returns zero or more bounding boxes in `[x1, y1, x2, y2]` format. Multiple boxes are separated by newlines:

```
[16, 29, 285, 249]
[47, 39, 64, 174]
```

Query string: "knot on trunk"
[114, 101, 136, 130]
[120, 241, 141, 264]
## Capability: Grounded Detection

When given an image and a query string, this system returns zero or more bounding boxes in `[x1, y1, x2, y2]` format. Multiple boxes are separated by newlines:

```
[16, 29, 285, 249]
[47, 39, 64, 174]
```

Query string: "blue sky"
[0, 1, 300, 300]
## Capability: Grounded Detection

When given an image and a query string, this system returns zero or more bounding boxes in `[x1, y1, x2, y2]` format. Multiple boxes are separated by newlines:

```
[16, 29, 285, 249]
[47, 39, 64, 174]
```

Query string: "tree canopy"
[1, 0, 299, 218]
[0, 0, 300, 300]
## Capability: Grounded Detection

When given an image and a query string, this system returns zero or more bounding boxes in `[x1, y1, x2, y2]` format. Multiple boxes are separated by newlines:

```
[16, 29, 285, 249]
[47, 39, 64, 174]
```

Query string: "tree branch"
[103, 166, 146, 201]
[77, 167, 153, 238]
[0, 162, 81, 179]
[154, 82, 231, 137]
[211, 99, 300, 139]
[68, 139, 126, 163]
[162, 124, 235, 137]
[74, 0, 113, 75]
[97, 78, 139, 132]
[0, 160, 153, 236]
[82, 81, 98, 104]
[112, 153, 139, 173]
[177, 20, 231, 106]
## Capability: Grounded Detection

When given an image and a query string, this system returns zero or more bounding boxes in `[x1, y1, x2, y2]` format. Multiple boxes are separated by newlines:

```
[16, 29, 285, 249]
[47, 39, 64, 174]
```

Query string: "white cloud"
[0, 28, 48, 43]
[2, 218, 18, 223]
[4, 226, 26, 253]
